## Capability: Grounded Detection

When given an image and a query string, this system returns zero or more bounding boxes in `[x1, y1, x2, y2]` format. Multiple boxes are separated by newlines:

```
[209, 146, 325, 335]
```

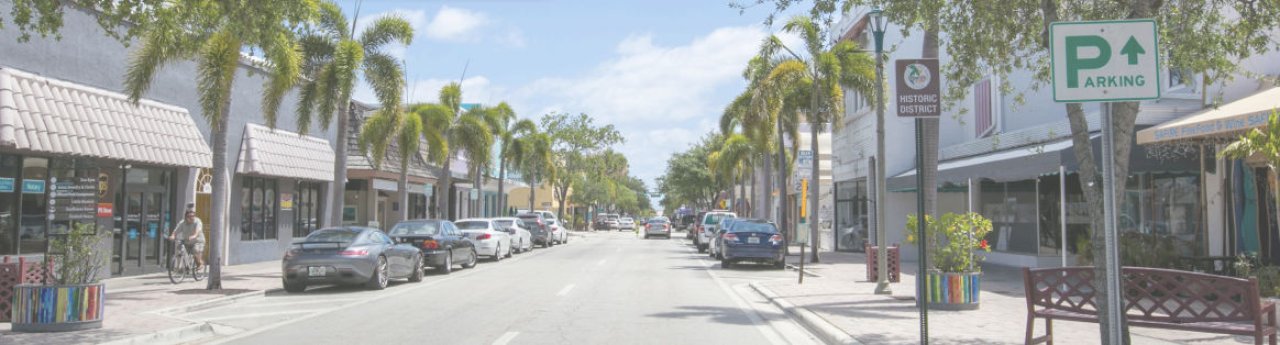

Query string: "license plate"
[308, 266, 325, 277]
[748, 237, 760, 244]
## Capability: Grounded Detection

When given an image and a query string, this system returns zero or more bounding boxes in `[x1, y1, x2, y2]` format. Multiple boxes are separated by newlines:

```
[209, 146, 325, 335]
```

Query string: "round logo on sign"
[903, 63, 931, 90]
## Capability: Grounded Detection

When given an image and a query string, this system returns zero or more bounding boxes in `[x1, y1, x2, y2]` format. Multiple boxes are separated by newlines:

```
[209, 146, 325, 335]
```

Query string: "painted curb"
[749, 282, 863, 345]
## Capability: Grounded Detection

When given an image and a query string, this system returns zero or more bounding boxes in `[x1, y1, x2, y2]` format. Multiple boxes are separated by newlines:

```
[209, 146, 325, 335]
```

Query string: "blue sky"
[341, 0, 803, 205]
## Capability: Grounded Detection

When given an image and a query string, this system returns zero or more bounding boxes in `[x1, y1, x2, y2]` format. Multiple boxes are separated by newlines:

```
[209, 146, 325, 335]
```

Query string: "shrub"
[905, 212, 994, 273]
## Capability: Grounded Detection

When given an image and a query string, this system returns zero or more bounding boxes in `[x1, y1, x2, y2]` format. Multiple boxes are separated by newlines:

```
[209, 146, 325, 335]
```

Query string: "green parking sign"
[1051, 19, 1160, 103]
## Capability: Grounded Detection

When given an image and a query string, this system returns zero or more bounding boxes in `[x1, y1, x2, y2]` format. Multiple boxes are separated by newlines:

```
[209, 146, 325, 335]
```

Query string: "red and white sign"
[97, 203, 113, 218]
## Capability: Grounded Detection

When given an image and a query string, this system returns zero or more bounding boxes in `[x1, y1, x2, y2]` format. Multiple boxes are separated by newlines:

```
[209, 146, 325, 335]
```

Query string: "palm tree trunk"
[776, 119, 789, 250]
[739, 170, 747, 216]
[398, 162, 409, 225]
[439, 151, 453, 220]
[206, 95, 232, 290]
[762, 154, 772, 221]
[809, 123, 821, 263]
[528, 176, 537, 211]
[474, 165, 483, 217]
[498, 160, 507, 216]
[329, 101, 350, 227]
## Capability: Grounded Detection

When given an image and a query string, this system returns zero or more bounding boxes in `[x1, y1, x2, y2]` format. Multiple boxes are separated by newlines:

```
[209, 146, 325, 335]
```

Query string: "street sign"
[895, 59, 941, 117]
[1051, 19, 1160, 102]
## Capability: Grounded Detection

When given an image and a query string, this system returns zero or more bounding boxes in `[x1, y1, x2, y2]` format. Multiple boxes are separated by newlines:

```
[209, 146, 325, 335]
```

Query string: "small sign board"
[21, 180, 44, 194]
[895, 59, 941, 117]
[0, 177, 13, 193]
[1051, 19, 1160, 102]
[280, 192, 294, 211]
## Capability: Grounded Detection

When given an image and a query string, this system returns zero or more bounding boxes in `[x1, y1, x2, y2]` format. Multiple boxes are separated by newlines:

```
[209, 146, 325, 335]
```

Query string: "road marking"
[688, 241, 818, 345]
[242, 297, 363, 309]
[196, 309, 333, 322]
[492, 331, 519, 345]
[596, 259, 606, 266]
[556, 284, 576, 297]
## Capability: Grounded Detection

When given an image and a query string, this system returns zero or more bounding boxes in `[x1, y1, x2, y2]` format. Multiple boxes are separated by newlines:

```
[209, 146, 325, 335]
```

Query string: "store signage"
[280, 192, 294, 211]
[51, 175, 99, 221]
[0, 177, 13, 193]
[97, 203, 114, 218]
[895, 59, 941, 117]
[1051, 19, 1160, 102]
[21, 180, 44, 194]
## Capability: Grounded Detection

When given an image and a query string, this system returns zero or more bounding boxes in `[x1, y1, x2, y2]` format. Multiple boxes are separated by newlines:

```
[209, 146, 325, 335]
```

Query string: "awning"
[0, 68, 211, 167]
[236, 123, 335, 181]
[1136, 87, 1280, 144]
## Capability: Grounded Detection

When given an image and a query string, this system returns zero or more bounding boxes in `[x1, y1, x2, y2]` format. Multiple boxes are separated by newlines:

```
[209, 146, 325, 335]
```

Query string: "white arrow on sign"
[1051, 19, 1160, 103]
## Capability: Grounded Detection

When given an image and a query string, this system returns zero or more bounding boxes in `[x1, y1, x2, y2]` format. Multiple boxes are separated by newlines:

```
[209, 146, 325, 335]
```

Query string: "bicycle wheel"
[192, 258, 206, 281]
[168, 251, 188, 284]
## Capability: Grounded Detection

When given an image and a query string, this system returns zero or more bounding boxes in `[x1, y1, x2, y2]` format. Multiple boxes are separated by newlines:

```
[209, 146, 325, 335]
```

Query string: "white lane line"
[556, 284, 576, 297]
[196, 309, 333, 322]
[492, 331, 520, 345]
[689, 242, 814, 345]
[596, 259, 607, 266]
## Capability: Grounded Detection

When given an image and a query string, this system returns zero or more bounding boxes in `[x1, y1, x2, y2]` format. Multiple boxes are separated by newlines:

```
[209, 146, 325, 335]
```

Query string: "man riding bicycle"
[168, 210, 205, 269]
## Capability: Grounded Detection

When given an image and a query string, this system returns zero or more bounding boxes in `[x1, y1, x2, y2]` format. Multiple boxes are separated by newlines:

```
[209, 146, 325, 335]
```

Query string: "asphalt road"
[181, 231, 819, 345]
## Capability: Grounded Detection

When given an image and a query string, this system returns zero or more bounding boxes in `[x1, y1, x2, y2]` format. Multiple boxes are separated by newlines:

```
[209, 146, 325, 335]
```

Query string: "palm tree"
[424, 83, 463, 219]
[502, 118, 539, 213]
[295, 1, 413, 227]
[488, 103, 521, 215]
[452, 105, 495, 218]
[709, 133, 752, 216]
[407, 102, 452, 218]
[357, 107, 420, 225]
[124, 1, 317, 289]
[764, 15, 876, 262]
[516, 131, 555, 212]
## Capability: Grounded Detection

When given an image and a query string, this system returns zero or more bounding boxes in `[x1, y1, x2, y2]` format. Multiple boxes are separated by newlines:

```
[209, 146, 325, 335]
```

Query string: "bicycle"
[168, 239, 207, 284]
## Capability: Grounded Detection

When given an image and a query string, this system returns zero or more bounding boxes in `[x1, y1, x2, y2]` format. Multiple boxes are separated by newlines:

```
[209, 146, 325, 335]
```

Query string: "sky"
[341, 0, 805, 209]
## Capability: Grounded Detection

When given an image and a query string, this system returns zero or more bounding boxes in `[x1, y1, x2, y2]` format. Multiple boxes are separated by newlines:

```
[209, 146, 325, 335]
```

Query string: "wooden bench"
[1023, 267, 1277, 345]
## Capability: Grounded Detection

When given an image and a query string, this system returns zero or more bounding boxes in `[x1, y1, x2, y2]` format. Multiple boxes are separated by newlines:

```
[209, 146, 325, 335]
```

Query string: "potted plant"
[11, 223, 108, 332]
[905, 212, 993, 310]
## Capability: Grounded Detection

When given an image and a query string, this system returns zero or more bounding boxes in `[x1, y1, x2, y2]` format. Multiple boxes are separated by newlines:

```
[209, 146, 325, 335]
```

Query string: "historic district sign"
[895, 58, 941, 117]
[1051, 19, 1160, 102]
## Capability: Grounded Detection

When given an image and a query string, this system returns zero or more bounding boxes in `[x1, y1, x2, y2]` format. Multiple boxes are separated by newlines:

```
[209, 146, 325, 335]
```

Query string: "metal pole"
[914, 118, 928, 343]
[874, 25, 891, 296]
[1100, 102, 1123, 344]
[1060, 165, 1068, 267]
[799, 244, 805, 284]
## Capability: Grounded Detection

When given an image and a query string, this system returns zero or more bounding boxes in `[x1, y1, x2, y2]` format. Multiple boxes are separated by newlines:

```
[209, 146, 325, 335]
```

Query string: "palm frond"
[295, 81, 318, 135]
[261, 31, 302, 129]
[195, 29, 242, 129]
[362, 51, 403, 109]
[124, 25, 198, 104]
[358, 108, 398, 169]
[314, 0, 349, 38]
[397, 113, 423, 163]
[359, 15, 414, 52]
[439, 83, 462, 114]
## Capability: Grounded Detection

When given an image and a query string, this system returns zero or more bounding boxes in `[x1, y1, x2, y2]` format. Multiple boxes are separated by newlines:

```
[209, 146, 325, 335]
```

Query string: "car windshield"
[704, 213, 734, 225]
[304, 229, 360, 243]
[455, 221, 490, 230]
[648, 219, 669, 224]
[493, 220, 515, 228]
[388, 221, 441, 236]
[729, 222, 778, 234]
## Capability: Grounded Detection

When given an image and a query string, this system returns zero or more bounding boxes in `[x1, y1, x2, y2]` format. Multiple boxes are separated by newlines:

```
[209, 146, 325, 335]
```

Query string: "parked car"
[688, 211, 708, 240]
[643, 218, 672, 239]
[680, 214, 697, 232]
[455, 218, 514, 261]
[387, 219, 478, 274]
[708, 218, 740, 259]
[281, 227, 423, 293]
[619, 217, 637, 231]
[594, 213, 617, 231]
[492, 217, 533, 253]
[718, 219, 785, 269]
[696, 211, 736, 253]
[517, 213, 555, 248]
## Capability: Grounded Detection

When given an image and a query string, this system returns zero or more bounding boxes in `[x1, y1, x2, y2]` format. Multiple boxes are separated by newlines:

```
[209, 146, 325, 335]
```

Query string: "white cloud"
[425, 6, 490, 42]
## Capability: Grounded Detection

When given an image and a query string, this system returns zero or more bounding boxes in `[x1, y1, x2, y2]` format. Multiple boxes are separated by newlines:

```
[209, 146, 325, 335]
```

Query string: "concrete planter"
[925, 271, 981, 310]
[10, 283, 105, 332]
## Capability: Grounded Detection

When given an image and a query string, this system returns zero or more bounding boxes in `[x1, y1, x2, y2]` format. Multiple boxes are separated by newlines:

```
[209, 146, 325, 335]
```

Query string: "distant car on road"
[643, 218, 672, 239]
[718, 219, 785, 269]
[455, 218, 514, 261]
[619, 217, 636, 231]
[281, 227, 424, 293]
[594, 213, 618, 231]
[696, 211, 736, 253]
[517, 213, 555, 248]
[708, 218, 740, 259]
[492, 217, 533, 253]
[388, 220, 478, 274]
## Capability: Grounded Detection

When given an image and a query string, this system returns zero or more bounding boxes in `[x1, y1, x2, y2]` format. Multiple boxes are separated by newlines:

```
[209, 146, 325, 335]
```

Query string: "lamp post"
[869, 8, 892, 296]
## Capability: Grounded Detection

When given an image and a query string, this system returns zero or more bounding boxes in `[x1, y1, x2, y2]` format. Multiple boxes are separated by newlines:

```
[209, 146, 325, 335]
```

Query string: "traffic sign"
[1051, 19, 1160, 102]
[895, 59, 940, 117]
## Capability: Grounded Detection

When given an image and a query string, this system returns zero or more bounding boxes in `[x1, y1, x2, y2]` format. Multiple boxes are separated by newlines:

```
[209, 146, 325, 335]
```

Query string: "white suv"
[697, 211, 736, 253]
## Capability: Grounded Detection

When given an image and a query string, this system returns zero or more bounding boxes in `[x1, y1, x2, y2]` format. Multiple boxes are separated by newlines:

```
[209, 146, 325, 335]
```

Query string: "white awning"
[236, 123, 335, 181]
[888, 137, 1085, 191]
[1137, 87, 1280, 144]
[0, 68, 211, 167]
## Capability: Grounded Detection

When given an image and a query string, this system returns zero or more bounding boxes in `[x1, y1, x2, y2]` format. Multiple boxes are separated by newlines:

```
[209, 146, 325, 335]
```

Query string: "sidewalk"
[757, 248, 1254, 344]
[0, 261, 282, 345]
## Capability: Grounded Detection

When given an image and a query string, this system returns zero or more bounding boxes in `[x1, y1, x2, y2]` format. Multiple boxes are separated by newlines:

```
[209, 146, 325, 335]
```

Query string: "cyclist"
[168, 210, 205, 270]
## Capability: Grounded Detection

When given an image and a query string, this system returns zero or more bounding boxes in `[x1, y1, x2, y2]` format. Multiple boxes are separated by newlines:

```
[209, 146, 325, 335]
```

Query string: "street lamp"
[869, 7, 892, 296]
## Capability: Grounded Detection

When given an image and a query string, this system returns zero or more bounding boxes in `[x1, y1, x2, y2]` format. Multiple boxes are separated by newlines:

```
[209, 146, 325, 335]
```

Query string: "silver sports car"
[282, 227, 424, 292]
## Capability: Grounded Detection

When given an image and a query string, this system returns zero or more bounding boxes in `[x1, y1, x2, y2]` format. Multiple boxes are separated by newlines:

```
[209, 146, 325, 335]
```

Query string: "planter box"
[11, 283, 104, 332]
[925, 271, 981, 310]
[865, 245, 901, 282]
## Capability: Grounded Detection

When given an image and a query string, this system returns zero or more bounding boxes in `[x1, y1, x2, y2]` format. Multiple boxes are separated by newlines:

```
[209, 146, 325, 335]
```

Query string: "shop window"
[0, 155, 19, 255]
[294, 181, 324, 238]
[18, 157, 47, 254]
[981, 179, 1038, 254]
[241, 177, 278, 241]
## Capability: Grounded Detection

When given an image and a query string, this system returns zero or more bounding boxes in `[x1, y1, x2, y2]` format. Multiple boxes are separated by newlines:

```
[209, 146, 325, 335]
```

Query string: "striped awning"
[0, 68, 211, 167]
[236, 123, 335, 181]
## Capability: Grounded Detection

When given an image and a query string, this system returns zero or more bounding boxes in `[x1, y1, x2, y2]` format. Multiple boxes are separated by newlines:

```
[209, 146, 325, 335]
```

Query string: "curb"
[749, 282, 863, 345]
[148, 288, 280, 316]
[786, 264, 824, 278]
[97, 322, 221, 345]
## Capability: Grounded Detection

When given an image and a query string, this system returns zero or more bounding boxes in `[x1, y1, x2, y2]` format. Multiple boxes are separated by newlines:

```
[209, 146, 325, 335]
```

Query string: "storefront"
[0, 68, 211, 276]
[833, 179, 869, 252]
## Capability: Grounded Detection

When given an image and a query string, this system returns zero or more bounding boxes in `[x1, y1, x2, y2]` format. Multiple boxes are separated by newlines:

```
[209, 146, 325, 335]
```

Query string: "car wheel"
[408, 255, 424, 283]
[493, 246, 503, 262]
[439, 252, 453, 274]
[721, 258, 732, 269]
[366, 256, 389, 290]
[505, 244, 514, 258]
[715, 250, 722, 260]
[542, 239, 549, 248]
[282, 278, 306, 293]
[774, 258, 786, 270]
[462, 248, 478, 269]
[697, 244, 707, 253]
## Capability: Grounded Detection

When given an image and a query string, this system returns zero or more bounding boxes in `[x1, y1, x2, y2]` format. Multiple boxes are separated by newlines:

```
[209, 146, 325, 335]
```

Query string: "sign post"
[896, 58, 941, 344]
[1051, 19, 1159, 345]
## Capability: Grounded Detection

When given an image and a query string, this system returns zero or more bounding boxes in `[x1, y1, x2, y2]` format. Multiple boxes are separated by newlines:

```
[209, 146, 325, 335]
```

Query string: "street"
[174, 231, 819, 345]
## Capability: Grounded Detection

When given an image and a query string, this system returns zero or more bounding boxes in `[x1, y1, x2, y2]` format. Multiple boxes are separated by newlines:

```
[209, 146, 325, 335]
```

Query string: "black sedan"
[282, 227, 424, 293]
[388, 219, 478, 274]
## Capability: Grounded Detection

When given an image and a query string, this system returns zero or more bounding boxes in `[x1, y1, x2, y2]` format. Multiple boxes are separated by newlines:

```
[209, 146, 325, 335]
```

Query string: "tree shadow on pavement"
[646, 305, 783, 326]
